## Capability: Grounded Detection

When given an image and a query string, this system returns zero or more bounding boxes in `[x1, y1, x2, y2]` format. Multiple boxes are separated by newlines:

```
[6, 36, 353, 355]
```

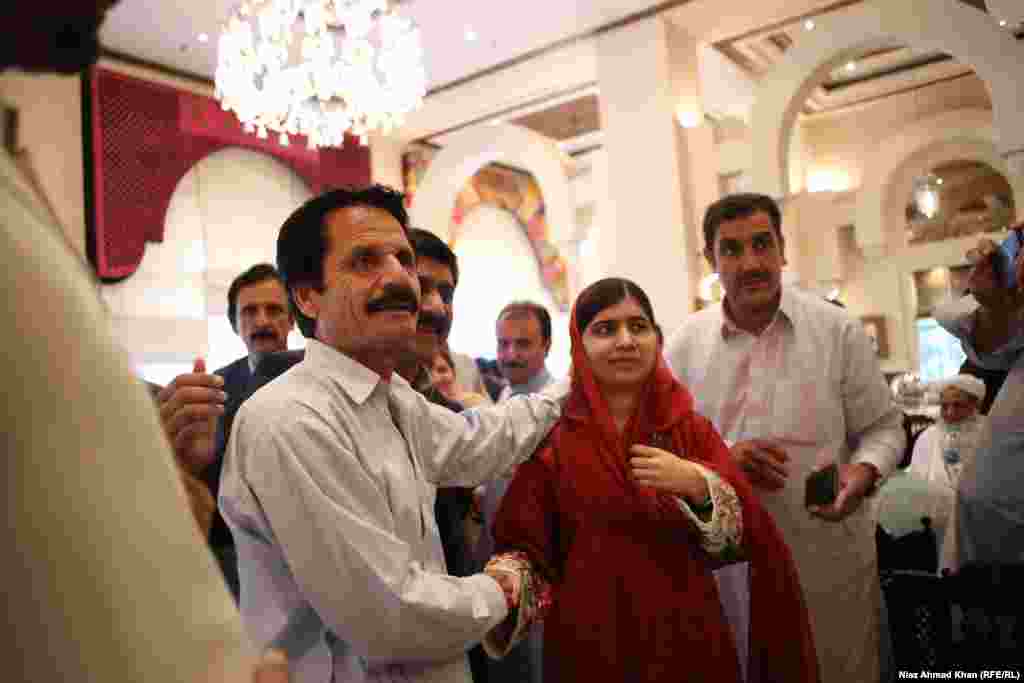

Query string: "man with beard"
[907, 375, 988, 572]
[219, 186, 565, 683]
[665, 193, 904, 682]
[3, 1, 285, 682]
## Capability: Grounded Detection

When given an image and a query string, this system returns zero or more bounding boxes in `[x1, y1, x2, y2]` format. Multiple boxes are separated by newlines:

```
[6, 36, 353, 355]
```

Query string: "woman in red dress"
[483, 278, 819, 682]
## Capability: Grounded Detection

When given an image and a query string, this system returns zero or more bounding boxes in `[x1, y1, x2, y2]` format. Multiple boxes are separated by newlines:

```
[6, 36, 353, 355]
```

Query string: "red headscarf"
[503, 295, 820, 682]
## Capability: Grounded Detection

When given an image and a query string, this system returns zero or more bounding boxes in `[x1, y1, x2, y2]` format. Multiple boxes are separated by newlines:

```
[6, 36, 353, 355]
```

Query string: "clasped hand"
[627, 445, 708, 503]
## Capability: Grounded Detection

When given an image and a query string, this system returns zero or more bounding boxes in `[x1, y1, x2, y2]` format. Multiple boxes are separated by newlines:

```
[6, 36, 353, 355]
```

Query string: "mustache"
[366, 284, 419, 315]
[250, 328, 280, 340]
[500, 360, 527, 369]
[417, 310, 450, 335]
[739, 272, 773, 286]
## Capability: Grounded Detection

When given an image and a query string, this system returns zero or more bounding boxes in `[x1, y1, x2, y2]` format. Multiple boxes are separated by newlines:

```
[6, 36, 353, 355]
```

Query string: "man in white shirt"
[496, 301, 556, 399]
[665, 193, 904, 682]
[3, 1, 283, 682]
[219, 186, 564, 683]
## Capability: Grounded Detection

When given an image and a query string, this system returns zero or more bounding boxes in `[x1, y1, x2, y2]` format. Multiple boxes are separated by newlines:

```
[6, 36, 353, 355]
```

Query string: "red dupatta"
[513, 301, 820, 682]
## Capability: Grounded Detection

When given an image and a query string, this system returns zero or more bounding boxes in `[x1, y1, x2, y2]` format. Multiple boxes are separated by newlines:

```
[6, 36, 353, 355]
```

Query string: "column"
[594, 16, 716, 334]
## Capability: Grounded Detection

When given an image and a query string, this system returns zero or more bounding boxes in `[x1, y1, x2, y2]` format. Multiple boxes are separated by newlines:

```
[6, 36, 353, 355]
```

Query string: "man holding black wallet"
[666, 193, 904, 683]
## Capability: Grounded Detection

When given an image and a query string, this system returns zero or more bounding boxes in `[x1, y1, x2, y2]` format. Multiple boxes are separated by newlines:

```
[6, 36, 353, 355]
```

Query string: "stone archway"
[407, 123, 579, 297]
[751, 0, 1024, 199]
[856, 108, 1024, 251]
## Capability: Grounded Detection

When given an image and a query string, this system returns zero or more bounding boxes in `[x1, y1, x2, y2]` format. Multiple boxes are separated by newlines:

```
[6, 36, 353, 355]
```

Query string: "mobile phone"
[805, 463, 839, 508]
[971, 230, 1021, 290]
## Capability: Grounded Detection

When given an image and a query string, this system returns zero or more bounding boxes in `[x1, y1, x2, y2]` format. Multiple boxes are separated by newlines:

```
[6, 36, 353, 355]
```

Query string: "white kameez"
[666, 287, 904, 683]
[2, 149, 252, 682]
[219, 340, 563, 683]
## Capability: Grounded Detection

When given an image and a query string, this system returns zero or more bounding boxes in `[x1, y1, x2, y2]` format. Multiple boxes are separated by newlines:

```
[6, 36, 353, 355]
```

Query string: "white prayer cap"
[940, 374, 986, 402]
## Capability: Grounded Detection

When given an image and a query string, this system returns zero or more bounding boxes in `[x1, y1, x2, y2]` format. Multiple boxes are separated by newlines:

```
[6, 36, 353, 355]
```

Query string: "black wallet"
[804, 463, 839, 507]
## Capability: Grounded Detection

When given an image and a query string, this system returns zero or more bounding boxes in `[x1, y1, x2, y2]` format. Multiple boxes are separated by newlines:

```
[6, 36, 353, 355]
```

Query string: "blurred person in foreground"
[3, 1, 285, 681]
[933, 229, 1024, 569]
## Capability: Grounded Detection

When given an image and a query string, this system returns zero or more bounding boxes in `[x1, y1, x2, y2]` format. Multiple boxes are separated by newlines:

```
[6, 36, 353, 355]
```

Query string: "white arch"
[752, 0, 1024, 199]
[408, 123, 577, 293]
[856, 108, 1024, 250]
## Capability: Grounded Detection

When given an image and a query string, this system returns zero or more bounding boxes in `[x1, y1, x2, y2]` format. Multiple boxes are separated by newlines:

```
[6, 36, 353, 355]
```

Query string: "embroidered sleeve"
[481, 551, 553, 659]
[676, 464, 745, 564]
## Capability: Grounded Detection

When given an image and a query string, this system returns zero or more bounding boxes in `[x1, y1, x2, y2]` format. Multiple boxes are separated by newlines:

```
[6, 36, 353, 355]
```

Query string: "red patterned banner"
[87, 67, 370, 281]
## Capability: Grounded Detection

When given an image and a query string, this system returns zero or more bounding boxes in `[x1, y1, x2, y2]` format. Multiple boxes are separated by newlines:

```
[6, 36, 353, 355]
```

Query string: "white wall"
[801, 76, 992, 192]
[448, 205, 571, 379]
[105, 147, 311, 372]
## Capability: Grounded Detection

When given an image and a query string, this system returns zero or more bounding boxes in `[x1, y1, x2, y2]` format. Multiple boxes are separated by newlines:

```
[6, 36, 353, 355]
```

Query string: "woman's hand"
[628, 445, 709, 503]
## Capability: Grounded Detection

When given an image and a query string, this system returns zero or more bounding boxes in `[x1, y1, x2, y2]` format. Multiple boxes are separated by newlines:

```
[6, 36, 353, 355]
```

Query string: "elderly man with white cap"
[908, 374, 988, 573]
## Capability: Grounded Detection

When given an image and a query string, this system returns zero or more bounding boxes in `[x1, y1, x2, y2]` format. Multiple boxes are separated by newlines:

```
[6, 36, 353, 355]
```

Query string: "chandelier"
[215, 0, 427, 149]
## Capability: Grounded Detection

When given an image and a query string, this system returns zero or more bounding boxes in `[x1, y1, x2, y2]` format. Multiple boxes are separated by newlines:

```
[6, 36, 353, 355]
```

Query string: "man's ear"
[703, 246, 717, 272]
[291, 285, 320, 323]
[544, 338, 552, 356]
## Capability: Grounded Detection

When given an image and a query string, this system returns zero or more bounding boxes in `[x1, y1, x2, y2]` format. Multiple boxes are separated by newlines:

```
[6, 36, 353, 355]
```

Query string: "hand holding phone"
[804, 463, 839, 508]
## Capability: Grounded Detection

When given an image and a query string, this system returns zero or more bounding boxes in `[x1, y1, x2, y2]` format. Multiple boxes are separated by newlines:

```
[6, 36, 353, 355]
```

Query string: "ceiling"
[98, 0, 671, 92]
[98, 0, 1016, 151]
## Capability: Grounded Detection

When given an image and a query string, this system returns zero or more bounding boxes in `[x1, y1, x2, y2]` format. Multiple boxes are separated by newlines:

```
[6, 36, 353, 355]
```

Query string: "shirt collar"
[506, 367, 553, 397]
[719, 286, 796, 340]
[302, 339, 387, 405]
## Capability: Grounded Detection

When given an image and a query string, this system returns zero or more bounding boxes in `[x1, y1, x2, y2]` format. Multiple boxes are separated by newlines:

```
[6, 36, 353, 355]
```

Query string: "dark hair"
[277, 185, 410, 338]
[227, 263, 286, 332]
[408, 228, 458, 286]
[574, 278, 659, 338]
[703, 193, 783, 251]
[498, 301, 552, 345]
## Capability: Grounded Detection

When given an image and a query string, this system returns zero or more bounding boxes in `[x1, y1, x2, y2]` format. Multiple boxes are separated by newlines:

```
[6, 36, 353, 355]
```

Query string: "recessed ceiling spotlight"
[197, 32, 210, 43]
[845, 61, 857, 73]
[999, 19, 1008, 27]
[804, 19, 816, 31]
[937, 177, 944, 185]
[464, 26, 478, 42]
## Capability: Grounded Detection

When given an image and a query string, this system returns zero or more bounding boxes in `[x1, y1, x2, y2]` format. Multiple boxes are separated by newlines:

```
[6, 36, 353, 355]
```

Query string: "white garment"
[906, 421, 986, 573]
[2, 150, 251, 682]
[220, 339, 563, 683]
[666, 287, 905, 683]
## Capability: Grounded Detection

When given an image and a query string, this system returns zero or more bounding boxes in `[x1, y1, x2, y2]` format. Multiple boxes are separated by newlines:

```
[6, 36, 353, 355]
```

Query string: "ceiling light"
[464, 26, 478, 42]
[936, 177, 944, 185]
[803, 19, 815, 31]
[845, 61, 857, 73]
[999, 19, 1008, 27]
[197, 32, 210, 43]
[215, 0, 427, 150]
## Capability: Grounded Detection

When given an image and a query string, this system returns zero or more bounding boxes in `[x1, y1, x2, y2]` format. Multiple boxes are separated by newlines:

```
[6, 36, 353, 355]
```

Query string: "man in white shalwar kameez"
[907, 376, 988, 573]
[666, 194, 904, 682]
[219, 187, 565, 683]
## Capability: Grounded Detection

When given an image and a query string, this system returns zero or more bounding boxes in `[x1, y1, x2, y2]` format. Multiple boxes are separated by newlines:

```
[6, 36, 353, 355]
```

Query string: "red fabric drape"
[493, 300, 819, 682]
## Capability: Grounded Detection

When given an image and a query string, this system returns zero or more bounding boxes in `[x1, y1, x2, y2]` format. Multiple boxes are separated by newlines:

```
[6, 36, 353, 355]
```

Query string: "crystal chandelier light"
[215, 0, 427, 149]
